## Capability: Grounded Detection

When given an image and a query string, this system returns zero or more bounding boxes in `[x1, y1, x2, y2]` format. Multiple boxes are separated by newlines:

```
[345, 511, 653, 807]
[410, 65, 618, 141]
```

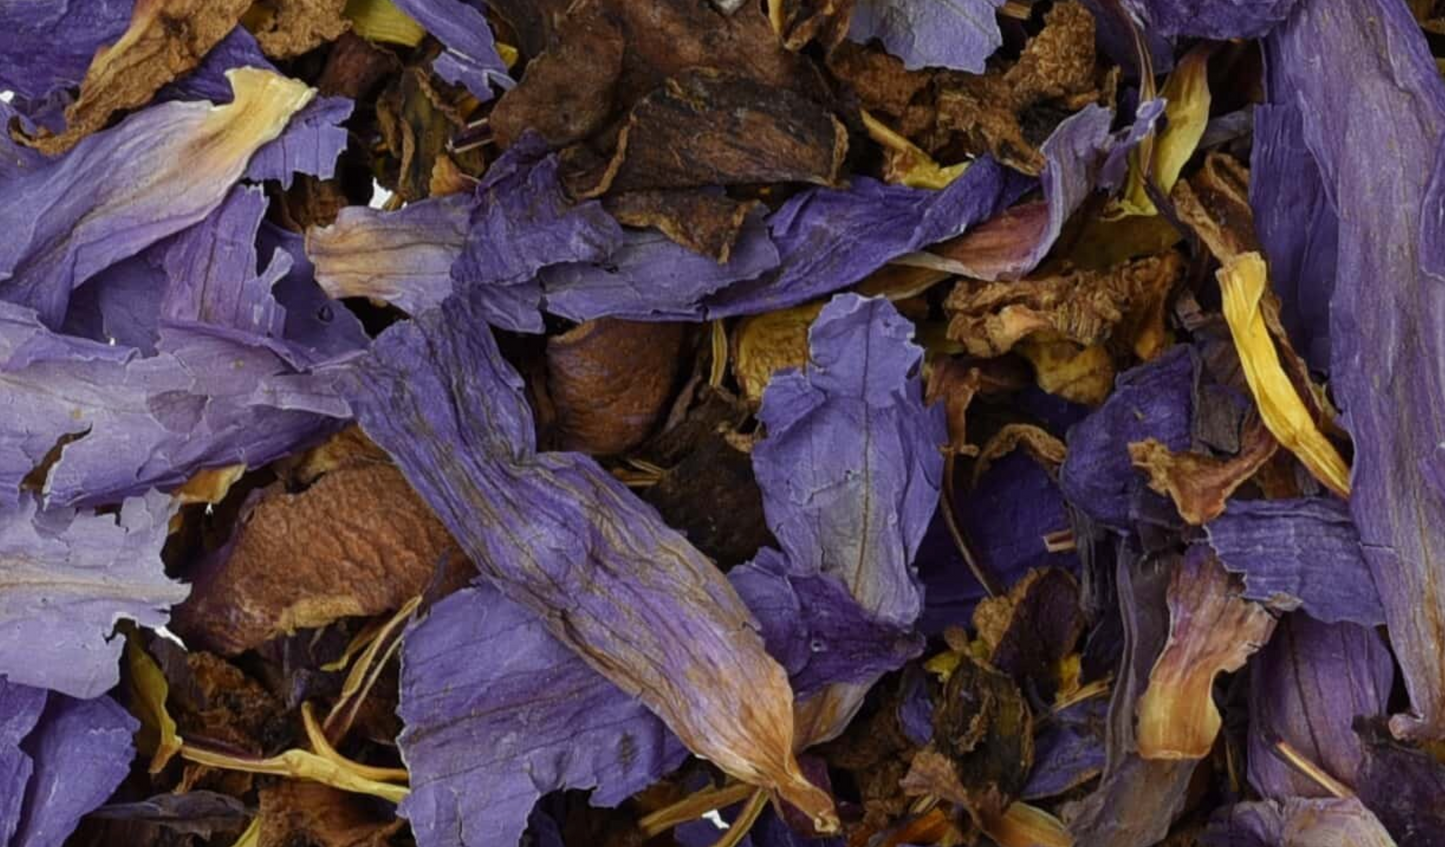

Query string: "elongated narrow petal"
[0, 67, 315, 327]
[344, 286, 837, 830]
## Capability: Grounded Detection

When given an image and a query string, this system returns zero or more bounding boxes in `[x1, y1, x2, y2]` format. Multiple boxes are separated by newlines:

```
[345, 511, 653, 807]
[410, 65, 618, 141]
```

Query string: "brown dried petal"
[578, 69, 847, 197]
[826, 42, 932, 118]
[1171, 153, 1260, 263]
[173, 462, 459, 655]
[247, 0, 351, 59]
[972, 569, 1083, 697]
[1129, 411, 1279, 525]
[925, 357, 984, 456]
[546, 319, 685, 455]
[377, 67, 469, 203]
[973, 424, 1067, 481]
[316, 31, 401, 99]
[945, 252, 1184, 357]
[773, 0, 853, 52]
[1002, 1, 1097, 105]
[17, 0, 254, 155]
[257, 782, 402, 847]
[1137, 550, 1278, 759]
[605, 190, 760, 262]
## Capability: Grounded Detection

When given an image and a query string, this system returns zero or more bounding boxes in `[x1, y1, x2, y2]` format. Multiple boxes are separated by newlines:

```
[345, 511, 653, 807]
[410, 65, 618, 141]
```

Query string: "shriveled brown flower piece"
[245, 0, 350, 58]
[972, 568, 1084, 696]
[605, 190, 761, 262]
[1130, 410, 1279, 525]
[16, 0, 253, 154]
[545, 318, 686, 455]
[1137, 549, 1277, 759]
[378, 67, 483, 203]
[771, 0, 853, 52]
[257, 782, 402, 847]
[172, 460, 459, 655]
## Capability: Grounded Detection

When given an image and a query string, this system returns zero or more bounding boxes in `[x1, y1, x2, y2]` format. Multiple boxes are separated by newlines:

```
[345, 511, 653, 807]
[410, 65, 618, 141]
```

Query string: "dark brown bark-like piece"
[317, 31, 401, 99]
[605, 189, 759, 262]
[257, 782, 402, 847]
[572, 69, 848, 197]
[545, 319, 685, 455]
[172, 462, 459, 655]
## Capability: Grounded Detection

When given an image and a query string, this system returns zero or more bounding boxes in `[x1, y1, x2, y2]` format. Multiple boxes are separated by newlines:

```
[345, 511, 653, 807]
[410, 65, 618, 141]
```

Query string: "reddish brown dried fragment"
[545, 318, 685, 455]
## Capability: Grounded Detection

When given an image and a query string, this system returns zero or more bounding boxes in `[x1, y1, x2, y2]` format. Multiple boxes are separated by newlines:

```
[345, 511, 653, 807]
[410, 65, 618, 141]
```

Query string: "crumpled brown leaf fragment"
[570, 69, 847, 198]
[926, 357, 984, 457]
[903, 656, 1034, 828]
[605, 190, 761, 263]
[1130, 410, 1279, 525]
[245, 0, 351, 58]
[973, 424, 1067, 481]
[16, 0, 254, 155]
[936, 1, 1101, 174]
[826, 41, 935, 135]
[946, 252, 1183, 359]
[544, 318, 685, 455]
[1137, 549, 1277, 760]
[257, 782, 402, 847]
[972, 568, 1084, 699]
[172, 459, 459, 655]
[1171, 153, 1258, 262]
[770, 0, 853, 52]
[378, 67, 484, 203]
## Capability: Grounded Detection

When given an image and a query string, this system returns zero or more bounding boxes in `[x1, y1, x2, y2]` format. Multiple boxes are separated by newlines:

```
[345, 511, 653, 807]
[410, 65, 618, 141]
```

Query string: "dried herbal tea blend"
[3, 0, 1444, 845]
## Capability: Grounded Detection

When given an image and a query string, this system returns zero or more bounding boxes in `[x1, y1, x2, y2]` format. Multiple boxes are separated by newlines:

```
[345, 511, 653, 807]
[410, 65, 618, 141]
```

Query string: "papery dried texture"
[1249, 103, 1335, 373]
[389, 0, 510, 100]
[375, 67, 476, 204]
[1124, 0, 1295, 39]
[752, 294, 944, 742]
[1265, 0, 1445, 740]
[571, 69, 847, 197]
[0, 68, 314, 328]
[16, 0, 255, 154]
[307, 194, 472, 315]
[1354, 720, 1445, 845]
[1248, 614, 1393, 801]
[934, 1, 1100, 175]
[1022, 695, 1107, 799]
[1137, 547, 1276, 759]
[920, 449, 1079, 635]
[848, 0, 1004, 72]
[0, 678, 46, 845]
[946, 251, 1182, 357]
[1205, 498, 1384, 626]
[0, 0, 132, 104]
[0, 301, 348, 509]
[450, 137, 623, 331]
[257, 781, 401, 847]
[248, 0, 350, 57]
[11, 692, 138, 847]
[1059, 345, 1195, 531]
[173, 462, 457, 654]
[1205, 798, 1398, 847]
[733, 302, 824, 405]
[0, 492, 185, 698]
[902, 656, 1033, 829]
[1065, 552, 1198, 847]
[90, 791, 250, 838]
[539, 211, 780, 323]
[708, 158, 1025, 318]
[346, 288, 836, 830]
[1217, 252, 1348, 497]
[1130, 410, 1277, 525]
[770, 0, 851, 52]
[931, 105, 1114, 281]
[972, 568, 1084, 697]
[605, 190, 759, 263]
[545, 319, 684, 455]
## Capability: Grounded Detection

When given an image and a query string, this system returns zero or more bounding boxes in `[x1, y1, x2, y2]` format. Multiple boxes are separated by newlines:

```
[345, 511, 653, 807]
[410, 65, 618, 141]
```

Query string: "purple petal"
[0, 0, 132, 103]
[1123, 0, 1296, 39]
[390, 0, 513, 101]
[848, 0, 1004, 73]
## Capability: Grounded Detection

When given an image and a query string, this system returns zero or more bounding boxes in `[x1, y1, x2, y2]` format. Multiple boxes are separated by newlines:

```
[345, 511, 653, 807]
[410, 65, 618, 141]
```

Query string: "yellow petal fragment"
[301, 702, 409, 783]
[1017, 335, 1114, 406]
[123, 633, 183, 774]
[343, 0, 426, 46]
[180, 745, 409, 803]
[1118, 45, 1212, 217]
[228, 817, 261, 847]
[861, 110, 970, 189]
[496, 42, 520, 68]
[1218, 252, 1350, 497]
[983, 802, 1074, 847]
[173, 464, 247, 505]
[732, 302, 825, 404]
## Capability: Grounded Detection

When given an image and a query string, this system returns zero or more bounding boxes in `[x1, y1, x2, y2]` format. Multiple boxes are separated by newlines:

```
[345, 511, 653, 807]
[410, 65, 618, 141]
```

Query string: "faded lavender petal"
[244, 95, 352, 188]
[0, 492, 186, 698]
[346, 285, 834, 829]
[1248, 614, 1393, 801]
[12, 693, 138, 847]
[0, 68, 315, 328]
[0, 678, 46, 846]
[1205, 799, 1397, 847]
[541, 211, 780, 322]
[1205, 499, 1384, 626]
[848, 0, 1004, 72]
[390, 0, 512, 100]
[0, 0, 132, 103]
[0, 301, 348, 508]
[256, 222, 370, 364]
[1099, 99, 1166, 191]
[61, 254, 166, 354]
[1266, 0, 1445, 739]
[451, 137, 623, 331]
[399, 584, 689, 847]
[1123, 0, 1295, 39]
[1249, 103, 1335, 373]
[308, 194, 473, 315]
[160, 185, 287, 339]
[1060, 345, 1196, 531]
[706, 160, 1027, 318]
